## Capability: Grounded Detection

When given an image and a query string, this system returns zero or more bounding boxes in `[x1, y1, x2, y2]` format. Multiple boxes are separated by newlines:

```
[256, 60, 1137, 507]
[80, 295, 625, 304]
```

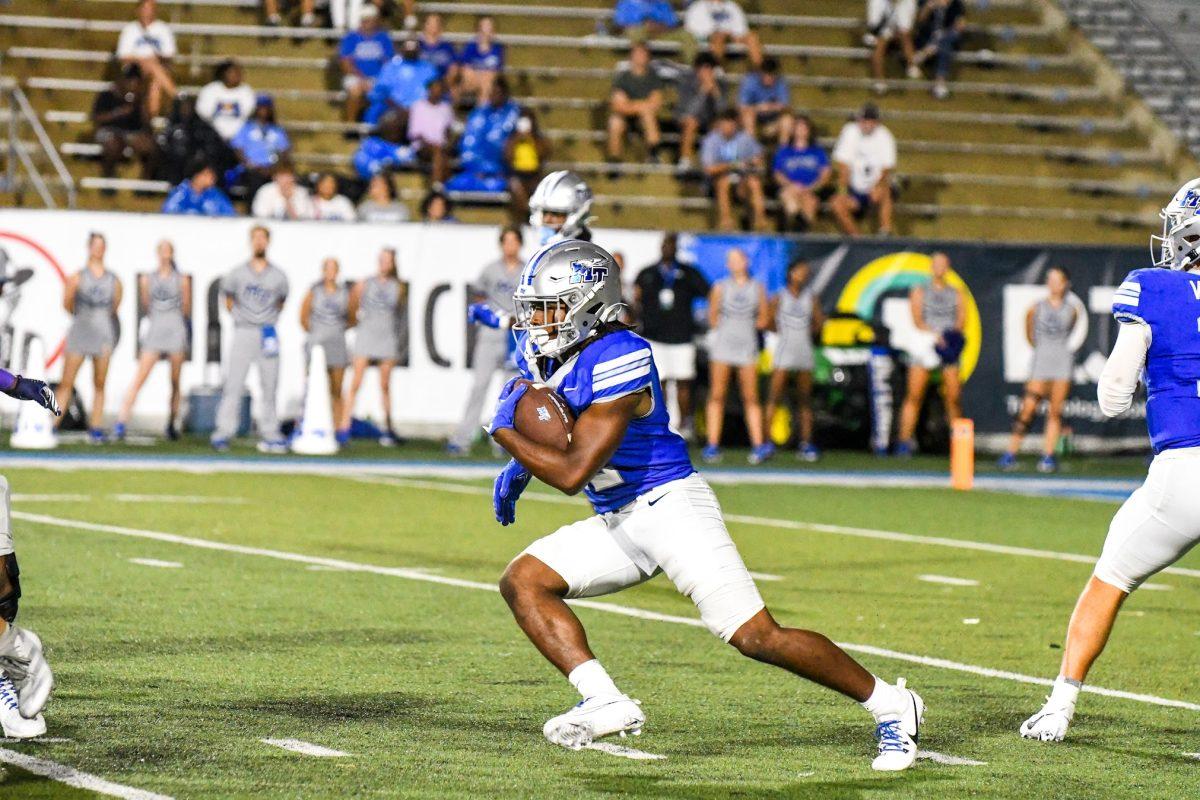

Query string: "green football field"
[1, 459, 1197, 799]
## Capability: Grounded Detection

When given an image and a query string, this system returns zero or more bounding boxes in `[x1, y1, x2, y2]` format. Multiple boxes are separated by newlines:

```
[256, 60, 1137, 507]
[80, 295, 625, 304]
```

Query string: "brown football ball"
[512, 381, 575, 450]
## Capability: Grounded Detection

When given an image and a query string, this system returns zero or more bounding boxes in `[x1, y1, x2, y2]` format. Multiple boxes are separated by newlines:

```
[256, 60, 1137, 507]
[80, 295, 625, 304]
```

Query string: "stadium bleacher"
[1, 0, 1196, 242]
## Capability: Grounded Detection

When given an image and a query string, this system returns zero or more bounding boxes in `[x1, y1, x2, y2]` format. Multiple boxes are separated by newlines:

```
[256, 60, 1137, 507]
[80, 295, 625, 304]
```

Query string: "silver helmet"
[513, 239, 623, 366]
[1152, 177, 1200, 270]
[529, 170, 594, 244]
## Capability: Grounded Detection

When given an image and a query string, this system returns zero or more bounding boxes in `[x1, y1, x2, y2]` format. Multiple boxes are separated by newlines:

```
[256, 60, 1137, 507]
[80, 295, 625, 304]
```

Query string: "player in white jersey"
[486, 239, 926, 770]
[1021, 178, 1200, 743]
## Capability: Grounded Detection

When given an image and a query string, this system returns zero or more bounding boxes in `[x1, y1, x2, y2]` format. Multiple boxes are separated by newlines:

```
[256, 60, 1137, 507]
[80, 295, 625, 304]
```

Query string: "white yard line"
[584, 742, 666, 760]
[1141, 583, 1173, 591]
[918, 750, 987, 766]
[0, 747, 173, 799]
[917, 575, 980, 587]
[345, 475, 1200, 581]
[746, 571, 784, 582]
[128, 558, 183, 569]
[260, 738, 350, 757]
[0, 737, 73, 743]
[15, 510, 1200, 714]
[14, 493, 246, 505]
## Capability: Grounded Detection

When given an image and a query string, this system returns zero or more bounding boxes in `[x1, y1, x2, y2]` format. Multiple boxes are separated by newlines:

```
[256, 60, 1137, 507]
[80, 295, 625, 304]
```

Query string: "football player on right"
[1021, 178, 1200, 742]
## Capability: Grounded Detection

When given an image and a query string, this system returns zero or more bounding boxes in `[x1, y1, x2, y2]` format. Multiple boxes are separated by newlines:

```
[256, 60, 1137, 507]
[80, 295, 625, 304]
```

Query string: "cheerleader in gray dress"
[344, 248, 406, 445]
[54, 232, 123, 443]
[765, 260, 826, 462]
[300, 257, 350, 441]
[115, 240, 191, 441]
[1000, 266, 1078, 473]
[703, 248, 772, 465]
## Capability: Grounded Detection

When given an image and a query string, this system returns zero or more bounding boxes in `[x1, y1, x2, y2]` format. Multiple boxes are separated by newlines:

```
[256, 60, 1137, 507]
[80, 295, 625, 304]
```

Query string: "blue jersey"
[1112, 267, 1200, 453]
[420, 39, 458, 77]
[459, 41, 505, 72]
[339, 30, 395, 79]
[772, 145, 829, 188]
[231, 121, 290, 169]
[515, 328, 694, 513]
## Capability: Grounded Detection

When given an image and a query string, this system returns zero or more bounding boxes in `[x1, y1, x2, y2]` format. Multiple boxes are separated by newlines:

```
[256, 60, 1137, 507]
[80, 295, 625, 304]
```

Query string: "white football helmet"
[512, 239, 623, 370]
[1152, 177, 1200, 270]
[529, 170, 594, 245]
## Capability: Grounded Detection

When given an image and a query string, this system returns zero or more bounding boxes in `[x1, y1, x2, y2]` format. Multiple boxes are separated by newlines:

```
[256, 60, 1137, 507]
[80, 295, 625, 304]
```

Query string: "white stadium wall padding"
[0, 210, 663, 434]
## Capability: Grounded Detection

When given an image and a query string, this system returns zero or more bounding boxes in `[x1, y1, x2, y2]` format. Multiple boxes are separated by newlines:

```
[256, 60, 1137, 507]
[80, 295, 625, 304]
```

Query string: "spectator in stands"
[264, 0, 315, 27]
[197, 60, 256, 142]
[737, 56, 789, 138]
[252, 161, 315, 220]
[158, 94, 235, 185]
[330, 0, 383, 32]
[684, 0, 762, 66]
[338, 6, 395, 123]
[701, 109, 768, 231]
[607, 42, 665, 163]
[613, 0, 696, 63]
[459, 16, 505, 105]
[867, 0, 920, 94]
[116, 0, 177, 117]
[312, 174, 357, 221]
[633, 232, 709, 440]
[162, 162, 236, 216]
[419, 14, 460, 86]
[353, 111, 417, 180]
[914, 0, 967, 100]
[676, 52, 727, 171]
[358, 173, 410, 222]
[367, 38, 437, 124]
[408, 78, 454, 185]
[92, 64, 160, 183]
[772, 115, 830, 231]
[230, 94, 290, 201]
[830, 103, 897, 236]
[506, 108, 552, 223]
[446, 77, 520, 194]
[421, 190, 458, 222]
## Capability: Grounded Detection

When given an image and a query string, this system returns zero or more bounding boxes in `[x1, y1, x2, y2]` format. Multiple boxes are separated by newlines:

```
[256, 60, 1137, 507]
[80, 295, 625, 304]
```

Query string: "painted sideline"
[0, 747, 172, 800]
[14, 510, 1200, 714]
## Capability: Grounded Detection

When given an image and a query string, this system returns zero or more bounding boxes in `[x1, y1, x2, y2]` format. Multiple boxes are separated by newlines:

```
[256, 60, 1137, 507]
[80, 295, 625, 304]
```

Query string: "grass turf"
[1, 465, 1197, 798]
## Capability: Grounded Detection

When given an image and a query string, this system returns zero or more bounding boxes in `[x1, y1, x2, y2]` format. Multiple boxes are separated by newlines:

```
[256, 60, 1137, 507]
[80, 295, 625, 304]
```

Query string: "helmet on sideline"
[512, 239, 623, 367]
[1152, 178, 1200, 270]
[528, 170, 594, 245]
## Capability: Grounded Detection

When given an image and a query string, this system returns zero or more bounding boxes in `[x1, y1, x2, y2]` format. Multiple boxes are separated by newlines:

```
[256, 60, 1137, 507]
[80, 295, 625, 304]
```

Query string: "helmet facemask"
[1152, 213, 1200, 270]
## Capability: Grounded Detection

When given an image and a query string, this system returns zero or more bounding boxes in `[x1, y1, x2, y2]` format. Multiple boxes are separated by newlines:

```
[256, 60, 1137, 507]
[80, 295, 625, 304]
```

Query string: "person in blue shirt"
[366, 38, 436, 124]
[459, 15, 505, 105]
[162, 162, 235, 216]
[485, 238, 925, 771]
[230, 94, 290, 201]
[737, 56, 789, 138]
[1021, 178, 1200, 745]
[352, 110, 416, 179]
[338, 6, 395, 123]
[771, 115, 830, 231]
[612, 0, 697, 62]
[446, 77, 521, 194]
[419, 13, 459, 85]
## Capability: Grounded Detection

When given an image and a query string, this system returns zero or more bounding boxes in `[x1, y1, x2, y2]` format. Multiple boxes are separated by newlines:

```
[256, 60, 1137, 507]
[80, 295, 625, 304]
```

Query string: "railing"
[1, 77, 76, 209]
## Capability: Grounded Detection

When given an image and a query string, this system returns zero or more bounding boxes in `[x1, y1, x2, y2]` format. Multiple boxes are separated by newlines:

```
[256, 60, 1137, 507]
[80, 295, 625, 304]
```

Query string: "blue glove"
[493, 458, 531, 525]
[7, 376, 60, 416]
[485, 378, 528, 436]
[468, 302, 502, 329]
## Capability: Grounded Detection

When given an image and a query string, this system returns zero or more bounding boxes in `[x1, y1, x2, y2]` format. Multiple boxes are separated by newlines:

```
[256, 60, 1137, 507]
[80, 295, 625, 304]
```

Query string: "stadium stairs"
[1, 0, 1197, 243]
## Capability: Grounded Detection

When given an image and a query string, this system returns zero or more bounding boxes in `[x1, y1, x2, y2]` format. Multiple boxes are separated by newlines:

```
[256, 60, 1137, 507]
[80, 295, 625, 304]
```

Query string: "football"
[512, 381, 575, 450]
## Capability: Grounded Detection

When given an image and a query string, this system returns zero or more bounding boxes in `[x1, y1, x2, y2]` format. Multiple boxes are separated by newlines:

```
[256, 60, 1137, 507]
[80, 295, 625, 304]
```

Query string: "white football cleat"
[0, 627, 54, 718]
[0, 673, 45, 738]
[871, 678, 924, 772]
[543, 695, 645, 750]
[1020, 698, 1074, 742]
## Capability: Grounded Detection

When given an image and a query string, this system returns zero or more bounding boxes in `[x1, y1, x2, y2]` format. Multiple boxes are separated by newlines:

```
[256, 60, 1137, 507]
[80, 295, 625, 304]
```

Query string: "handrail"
[1, 77, 76, 208]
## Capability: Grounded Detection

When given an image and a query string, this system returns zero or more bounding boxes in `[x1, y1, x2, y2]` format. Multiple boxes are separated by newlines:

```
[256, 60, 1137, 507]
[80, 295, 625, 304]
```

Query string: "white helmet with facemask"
[512, 239, 623, 378]
[1152, 178, 1200, 270]
[529, 170, 594, 245]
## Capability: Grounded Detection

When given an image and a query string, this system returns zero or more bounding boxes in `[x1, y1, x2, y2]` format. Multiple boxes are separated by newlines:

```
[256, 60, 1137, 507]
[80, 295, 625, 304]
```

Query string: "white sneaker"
[0, 627, 54, 719]
[1020, 697, 1074, 742]
[543, 694, 645, 750]
[0, 673, 45, 738]
[871, 678, 924, 771]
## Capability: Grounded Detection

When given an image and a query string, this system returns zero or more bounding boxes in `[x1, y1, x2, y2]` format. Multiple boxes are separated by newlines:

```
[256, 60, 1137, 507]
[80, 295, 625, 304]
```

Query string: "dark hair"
[214, 59, 239, 83]
[792, 113, 816, 145]
[761, 56, 780, 74]
[370, 172, 397, 201]
[187, 159, 213, 180]
[693, 51, 719, 70]
[493, 75, 510, 97]
[788, 258, 810, 274]
[120, 62, 143, 81]
[380, 247, 399, 279]
[87, 231, 106, 247]
[421, 190, 452, 218]
[718, 108, 739, 124]
[1048, 266, 1071, 283]
[500, 225, 523, 245]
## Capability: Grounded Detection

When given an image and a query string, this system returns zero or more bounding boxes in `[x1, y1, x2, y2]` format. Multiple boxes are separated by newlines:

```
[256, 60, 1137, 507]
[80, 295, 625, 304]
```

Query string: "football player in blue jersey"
[1021, 178, 1200, 742]
[486, 239, 926, 770]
